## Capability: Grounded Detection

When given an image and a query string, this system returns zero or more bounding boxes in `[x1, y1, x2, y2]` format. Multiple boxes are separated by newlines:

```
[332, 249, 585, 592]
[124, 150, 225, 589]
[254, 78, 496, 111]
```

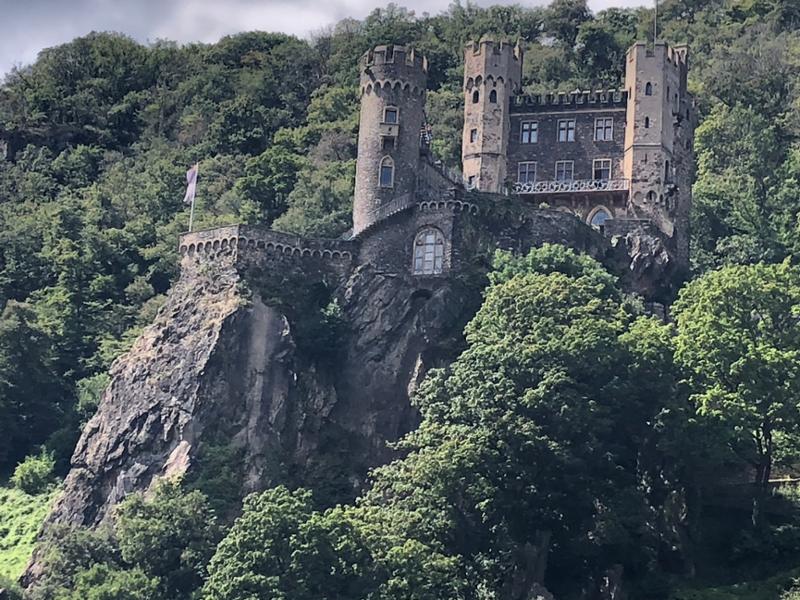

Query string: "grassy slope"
[0, 484, 58, 580]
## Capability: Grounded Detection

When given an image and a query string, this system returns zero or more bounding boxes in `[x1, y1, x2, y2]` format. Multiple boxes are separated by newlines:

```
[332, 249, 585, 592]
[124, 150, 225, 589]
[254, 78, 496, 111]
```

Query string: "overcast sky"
[0, 0, 649, 79]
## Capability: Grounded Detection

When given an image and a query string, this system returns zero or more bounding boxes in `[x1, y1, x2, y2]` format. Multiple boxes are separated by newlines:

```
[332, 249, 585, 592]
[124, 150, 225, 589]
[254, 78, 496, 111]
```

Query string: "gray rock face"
[23, 252, 477, 585]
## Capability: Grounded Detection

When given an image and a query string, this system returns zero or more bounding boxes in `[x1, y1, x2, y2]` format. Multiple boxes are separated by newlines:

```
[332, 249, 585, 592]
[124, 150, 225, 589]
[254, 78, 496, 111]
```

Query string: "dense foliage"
[3, 0, 800, 597]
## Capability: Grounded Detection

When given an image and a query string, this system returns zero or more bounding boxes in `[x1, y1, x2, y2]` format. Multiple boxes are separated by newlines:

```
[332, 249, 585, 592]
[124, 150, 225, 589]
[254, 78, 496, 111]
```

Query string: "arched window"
[646, 190, 657, 202]
[379, 156, 394, 188]
[589, 208, 610, 230]
[645, 82, 653, 96]
[489, 89, 497, 103]
[644, 116, 650, 128]
[413, 228, 445, 275]
[472, 89, 480, 103]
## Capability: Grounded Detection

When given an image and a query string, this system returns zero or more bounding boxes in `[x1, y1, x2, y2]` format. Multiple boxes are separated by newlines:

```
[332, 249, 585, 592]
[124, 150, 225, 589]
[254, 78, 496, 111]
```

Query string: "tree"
[115, 479, 219, 599]
[673, 260, 800, 526]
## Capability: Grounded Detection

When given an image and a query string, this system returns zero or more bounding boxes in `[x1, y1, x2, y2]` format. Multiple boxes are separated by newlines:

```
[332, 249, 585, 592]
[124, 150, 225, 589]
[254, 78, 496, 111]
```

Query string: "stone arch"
[302, 249, 312, 257]
[323, 250, 332, 259]
[237, 237, 246, 248]
[257, 240, 265, 249]
[212, 240, 220, 250]
[587, 206, 612, 230]
[267, 242, 275, 251]
[312, 249, 321, 258]
[221, 238, 229, 249]
[332, 251, 341, 260]
[247, 239, 256, 248]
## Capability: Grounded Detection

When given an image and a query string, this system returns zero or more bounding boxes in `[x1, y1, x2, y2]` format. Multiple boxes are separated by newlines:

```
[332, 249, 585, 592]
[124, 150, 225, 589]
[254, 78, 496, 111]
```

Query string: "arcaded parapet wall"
[353, 45, 428, 235]
[179, 225, 357, 281]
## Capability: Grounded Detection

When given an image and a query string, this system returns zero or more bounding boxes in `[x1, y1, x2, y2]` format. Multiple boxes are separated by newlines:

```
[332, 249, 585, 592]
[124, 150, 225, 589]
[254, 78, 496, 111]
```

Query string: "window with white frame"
[517, 162, 536, 184]
[557, 119, 575, 142]
[593, 158, 612, 180]
[555, 161, 574, 181]
[383, 106, 398, 124]
[594, 117, 613, 141]
[413, 228, 445, 275]
[520, 121, 538, 144]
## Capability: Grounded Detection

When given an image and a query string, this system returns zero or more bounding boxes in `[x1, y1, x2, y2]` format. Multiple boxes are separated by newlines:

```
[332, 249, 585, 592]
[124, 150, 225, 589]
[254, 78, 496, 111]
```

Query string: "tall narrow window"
[644, 116, 650, 128]
[557, 119, 576, 142]
[520, 121, 538, 144]
[517, 162, 537, 184]
[413, 228, 445, 275]
[594, 117, 613, 141]
[472, 90, 480, 103]
[470, 128, 478, 143]
[489, 89, 498, 103]
[664, 160, 671, 183]
[379, 156, 394, 188]
[645, 82, 653, 96]
[383, 106, 398, 124]
[593, 158, 611, 180]
[555, 161, 574, 182]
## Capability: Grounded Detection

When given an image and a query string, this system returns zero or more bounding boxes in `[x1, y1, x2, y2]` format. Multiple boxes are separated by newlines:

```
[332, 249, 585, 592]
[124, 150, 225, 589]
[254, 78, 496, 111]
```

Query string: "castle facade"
[180, 39, 695, 299]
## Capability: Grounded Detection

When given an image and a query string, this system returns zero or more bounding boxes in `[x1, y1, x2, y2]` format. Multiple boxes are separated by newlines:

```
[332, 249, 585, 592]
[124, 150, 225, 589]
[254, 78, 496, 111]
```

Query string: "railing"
[513, 179, 629, 194]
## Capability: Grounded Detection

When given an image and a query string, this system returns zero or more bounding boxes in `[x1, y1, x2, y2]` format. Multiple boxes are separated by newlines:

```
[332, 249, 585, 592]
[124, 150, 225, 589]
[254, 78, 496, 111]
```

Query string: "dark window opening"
[489, 89, 497, 103]
[472, 90, 480, 103]
[645, 82, 653, 96]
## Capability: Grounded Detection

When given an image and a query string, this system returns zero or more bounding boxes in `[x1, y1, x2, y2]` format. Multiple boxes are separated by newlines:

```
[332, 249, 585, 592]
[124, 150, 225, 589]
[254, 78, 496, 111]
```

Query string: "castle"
[180, 38, 695, 298]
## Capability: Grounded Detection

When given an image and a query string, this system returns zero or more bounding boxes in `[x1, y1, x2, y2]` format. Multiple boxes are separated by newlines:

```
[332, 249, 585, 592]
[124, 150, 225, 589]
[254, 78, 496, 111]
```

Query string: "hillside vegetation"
[2, 0, 800, 598]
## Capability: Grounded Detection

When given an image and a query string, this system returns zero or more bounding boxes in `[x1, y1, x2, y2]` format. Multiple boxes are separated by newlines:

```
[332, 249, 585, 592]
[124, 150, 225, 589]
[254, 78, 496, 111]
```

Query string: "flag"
[183, 163, 199, 205]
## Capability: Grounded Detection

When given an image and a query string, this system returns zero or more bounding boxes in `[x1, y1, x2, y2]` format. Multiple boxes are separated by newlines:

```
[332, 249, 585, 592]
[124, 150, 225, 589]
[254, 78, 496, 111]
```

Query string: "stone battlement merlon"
[627, 41, 689, 74]
[511, 89, 627, 112]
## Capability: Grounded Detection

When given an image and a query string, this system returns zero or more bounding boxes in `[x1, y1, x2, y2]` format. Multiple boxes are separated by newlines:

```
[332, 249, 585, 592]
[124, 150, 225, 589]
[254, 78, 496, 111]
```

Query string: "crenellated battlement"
[465, 37, 522, 62]
[511, 88, 627, 112]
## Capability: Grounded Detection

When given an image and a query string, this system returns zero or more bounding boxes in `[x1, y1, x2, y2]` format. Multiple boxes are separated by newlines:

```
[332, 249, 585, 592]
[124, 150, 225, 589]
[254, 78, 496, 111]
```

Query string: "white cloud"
[0, 0, 650, 79]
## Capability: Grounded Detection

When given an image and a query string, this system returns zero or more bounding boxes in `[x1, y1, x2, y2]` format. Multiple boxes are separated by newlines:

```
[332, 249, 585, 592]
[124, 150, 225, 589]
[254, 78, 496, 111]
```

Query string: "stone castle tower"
[623, 42, 694, 265]
[461, 38, 522, 194]
[353, 45, 428, 235]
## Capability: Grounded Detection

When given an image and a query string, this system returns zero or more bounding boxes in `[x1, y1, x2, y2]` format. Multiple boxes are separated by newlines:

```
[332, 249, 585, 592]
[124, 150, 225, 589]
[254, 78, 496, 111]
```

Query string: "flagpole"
[188, 193, 196, 233]
[654, 0, 658, 44]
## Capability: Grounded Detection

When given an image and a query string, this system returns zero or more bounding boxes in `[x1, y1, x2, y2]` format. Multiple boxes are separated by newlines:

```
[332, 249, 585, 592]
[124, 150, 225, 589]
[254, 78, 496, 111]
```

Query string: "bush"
[11, 450, 55, 495]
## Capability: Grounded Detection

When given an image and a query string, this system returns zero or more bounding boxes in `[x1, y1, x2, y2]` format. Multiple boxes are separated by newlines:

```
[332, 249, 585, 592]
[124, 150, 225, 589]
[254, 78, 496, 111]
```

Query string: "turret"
[461, 38, 522, 193]
[353, 45, 428, 235]
[623, 41, 694, 266]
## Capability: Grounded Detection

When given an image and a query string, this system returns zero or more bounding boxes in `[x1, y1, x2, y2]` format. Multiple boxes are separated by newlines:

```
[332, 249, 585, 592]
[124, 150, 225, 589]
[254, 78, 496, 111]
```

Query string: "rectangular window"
[593, 158, 612, 180]
[557, 119, 575, 142]
[379, 164, 393, 187]
[555, 161, 574, 182]
[470, 128, 478, 143]
[467, 175, 476, 188]
[517, 162, 537, 184]
[594, 117, 613, 141]
[520, 121, 538, 144]
[384, 107, 398, 124]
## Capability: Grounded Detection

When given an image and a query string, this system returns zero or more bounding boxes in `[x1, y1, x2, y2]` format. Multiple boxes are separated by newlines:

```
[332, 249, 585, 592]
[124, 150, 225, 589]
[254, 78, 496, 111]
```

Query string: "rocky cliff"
[23, 244, 479, 584]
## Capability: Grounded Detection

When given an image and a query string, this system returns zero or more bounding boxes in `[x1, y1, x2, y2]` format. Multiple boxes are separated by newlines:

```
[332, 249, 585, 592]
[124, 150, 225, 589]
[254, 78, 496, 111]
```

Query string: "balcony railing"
[514, 179, 630, 194]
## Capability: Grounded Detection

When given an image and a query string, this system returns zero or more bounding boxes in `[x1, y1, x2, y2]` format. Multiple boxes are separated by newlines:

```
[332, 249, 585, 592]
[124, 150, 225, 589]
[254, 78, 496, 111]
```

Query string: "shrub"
[11, 450, 55, 495]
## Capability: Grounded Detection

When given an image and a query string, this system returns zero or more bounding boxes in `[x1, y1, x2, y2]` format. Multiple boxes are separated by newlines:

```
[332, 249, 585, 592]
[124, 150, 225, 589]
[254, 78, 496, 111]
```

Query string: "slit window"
[517, 162, 537, 184]
[593, 158, 612, 181]
[555, 160, 574, 182]
[594, 117, 613, 141]
[379, 157, 394, 188]
[413, 228, 445, 275]
[520, 121, 538, 144]
[470, 128, 478, 143]
[644, 116, 650, 128]
[557, 119, 575, 142]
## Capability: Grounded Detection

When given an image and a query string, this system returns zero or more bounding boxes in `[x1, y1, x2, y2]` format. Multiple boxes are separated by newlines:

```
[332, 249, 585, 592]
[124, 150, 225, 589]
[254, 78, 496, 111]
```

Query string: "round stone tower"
[461, 38, 522, 193]
[353, 45, 428, 235]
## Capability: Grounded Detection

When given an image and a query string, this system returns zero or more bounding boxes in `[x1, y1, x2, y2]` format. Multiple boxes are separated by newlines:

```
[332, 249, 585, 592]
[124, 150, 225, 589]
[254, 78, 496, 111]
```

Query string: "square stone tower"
[623, 42, 695, 266]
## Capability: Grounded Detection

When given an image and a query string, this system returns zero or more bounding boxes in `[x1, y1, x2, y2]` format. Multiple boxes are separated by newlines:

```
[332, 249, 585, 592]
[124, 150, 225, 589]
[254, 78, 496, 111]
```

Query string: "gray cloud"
[0, 0, 649, 79]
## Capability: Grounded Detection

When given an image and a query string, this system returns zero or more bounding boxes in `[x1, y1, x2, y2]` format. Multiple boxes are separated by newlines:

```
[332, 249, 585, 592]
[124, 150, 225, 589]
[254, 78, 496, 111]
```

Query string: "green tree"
[115, 479, 219, 599]
[673, 260, 800, 526]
